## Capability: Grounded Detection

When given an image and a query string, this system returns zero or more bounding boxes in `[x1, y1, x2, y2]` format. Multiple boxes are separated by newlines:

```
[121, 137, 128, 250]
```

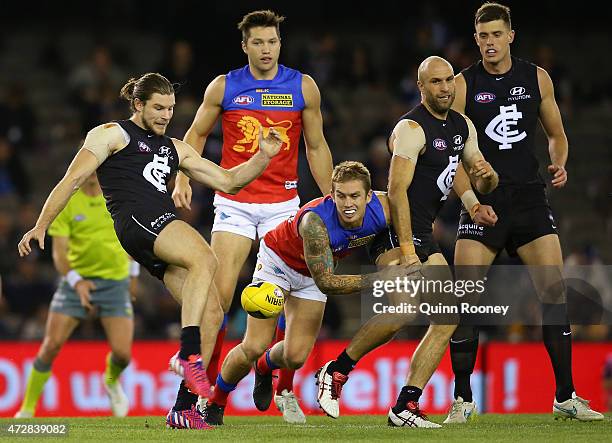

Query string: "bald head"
[416, 56, 456, 117]
[417, 56, 454, 82]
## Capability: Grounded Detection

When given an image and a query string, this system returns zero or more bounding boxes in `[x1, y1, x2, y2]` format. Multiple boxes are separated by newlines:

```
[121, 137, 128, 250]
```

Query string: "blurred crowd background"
[0, 1, 611, 345]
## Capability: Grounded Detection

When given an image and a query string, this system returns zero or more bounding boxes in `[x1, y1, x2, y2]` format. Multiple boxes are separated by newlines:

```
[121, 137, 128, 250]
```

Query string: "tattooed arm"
[298, 211, 363, 295]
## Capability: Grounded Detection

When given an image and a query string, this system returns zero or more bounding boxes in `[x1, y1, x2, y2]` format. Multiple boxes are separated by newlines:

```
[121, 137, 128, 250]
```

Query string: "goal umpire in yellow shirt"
[15, 172, 138, 418]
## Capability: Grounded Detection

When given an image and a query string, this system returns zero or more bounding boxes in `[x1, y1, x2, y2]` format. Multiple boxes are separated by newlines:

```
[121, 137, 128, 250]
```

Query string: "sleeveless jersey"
[462, 56, 543, 185]
[220, 64, 305, 203]
[264, 194, 387, 276]
[97, 120, 179, 223]
[392, 104, 468, 233]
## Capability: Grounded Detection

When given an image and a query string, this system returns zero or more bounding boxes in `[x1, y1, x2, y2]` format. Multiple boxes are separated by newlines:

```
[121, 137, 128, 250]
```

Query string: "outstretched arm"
[302, 75, 333, 195]
[175, 127, 283, 195]
[18, 124, 125, 256]
[299, 212, 363, 295]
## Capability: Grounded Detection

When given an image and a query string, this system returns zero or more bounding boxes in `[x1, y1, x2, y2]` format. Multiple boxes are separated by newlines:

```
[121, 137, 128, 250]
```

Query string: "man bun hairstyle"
[332, 161, 372, 192]
[237, 10, 285, 42]
[475, 2, 512, 28]
[119, 73, 174, 112]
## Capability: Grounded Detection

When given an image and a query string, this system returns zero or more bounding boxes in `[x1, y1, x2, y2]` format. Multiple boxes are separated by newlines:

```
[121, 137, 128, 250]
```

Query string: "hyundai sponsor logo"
[510, 86, 526, 96]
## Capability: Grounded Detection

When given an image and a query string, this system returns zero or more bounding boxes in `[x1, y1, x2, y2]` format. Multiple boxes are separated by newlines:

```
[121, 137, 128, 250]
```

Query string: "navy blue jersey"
[391, 104, 469, 233]
[96, 120, 179, 222]
[462, 56, 543, 185]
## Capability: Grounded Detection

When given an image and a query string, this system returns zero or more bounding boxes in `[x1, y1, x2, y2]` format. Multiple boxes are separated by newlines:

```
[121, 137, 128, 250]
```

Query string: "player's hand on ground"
[469, 159, 495, 179]
[258, 126, 283, 159]
[472, 204, 498, 226]
[548, 164, 567, 188]
[172, 173, 193, 210]
[75, 279, 96, 313]
[17, 226, 46, 257]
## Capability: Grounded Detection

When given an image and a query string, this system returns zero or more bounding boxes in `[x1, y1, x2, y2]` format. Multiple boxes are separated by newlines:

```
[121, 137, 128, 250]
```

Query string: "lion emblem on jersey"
[232, 116, 292, 153]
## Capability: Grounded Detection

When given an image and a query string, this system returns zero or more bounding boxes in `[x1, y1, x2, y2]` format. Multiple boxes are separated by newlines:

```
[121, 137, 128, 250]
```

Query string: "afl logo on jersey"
[232, 95, 254, 105]
[475, 92, 496, 103]
[510, 86, 526, 96]
[433, 138, 448, 150]
[138, 141, 152, 153]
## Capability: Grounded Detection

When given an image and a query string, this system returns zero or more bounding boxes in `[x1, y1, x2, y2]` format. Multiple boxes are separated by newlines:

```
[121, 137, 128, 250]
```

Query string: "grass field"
[1, 414, 611, 442]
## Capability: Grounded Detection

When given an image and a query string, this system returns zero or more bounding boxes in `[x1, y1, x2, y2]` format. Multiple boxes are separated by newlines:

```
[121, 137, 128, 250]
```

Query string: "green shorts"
[50, 278, 133, 319]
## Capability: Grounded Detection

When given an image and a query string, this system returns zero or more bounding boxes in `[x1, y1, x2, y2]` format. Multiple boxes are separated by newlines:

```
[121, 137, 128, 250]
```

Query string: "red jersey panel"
[264, 197, 324, 276]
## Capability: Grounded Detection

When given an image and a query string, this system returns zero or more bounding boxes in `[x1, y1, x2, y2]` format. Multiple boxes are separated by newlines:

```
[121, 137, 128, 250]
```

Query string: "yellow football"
[241, 281, 285, 319]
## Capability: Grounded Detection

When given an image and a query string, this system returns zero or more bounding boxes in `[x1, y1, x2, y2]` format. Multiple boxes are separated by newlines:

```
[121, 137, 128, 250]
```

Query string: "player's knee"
[185, 246, 218, 272]
[432, 324, 457, 340]
[218, 288, 234, 313]
[241, 340, 268, 362]
[283, 347, 309, 370]
[384, 312, 415, 331]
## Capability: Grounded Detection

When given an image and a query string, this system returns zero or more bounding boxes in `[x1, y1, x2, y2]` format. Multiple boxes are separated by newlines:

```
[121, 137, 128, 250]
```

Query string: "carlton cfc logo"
[232, 95, 254, 105]
[433, 138, 448, 150]
[475, 92, 496, 103]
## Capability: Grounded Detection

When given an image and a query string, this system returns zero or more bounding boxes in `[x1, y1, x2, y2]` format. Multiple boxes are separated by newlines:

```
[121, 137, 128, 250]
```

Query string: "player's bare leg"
[385, 253, 456, 428]
[156, 220, 218, 327]
[164, 268, 222, 367]
[199, 282, 224, 367]
[199, 232, 252, 387]
[206, 231, 253, 380]
[316, 248, 416, 418]
[169, 231, 251, 420]
[16, 312, 79, 417]
[204, 313, 278, 425]
[404, 254, 456, 388]
[517, 234, 602, 421]
[343, 249, 418, 361]
[100, 316, 133, 417]
[211, 232, 253, 312]
[444, 239, 497, 423]
[155, 220, 218, 398]
[266, 296, 325, 423]
[38, 312, 81, 366]
[268, 297, 325, 369]
[164, 264, 217, 429]
[220, 315, 278, 384]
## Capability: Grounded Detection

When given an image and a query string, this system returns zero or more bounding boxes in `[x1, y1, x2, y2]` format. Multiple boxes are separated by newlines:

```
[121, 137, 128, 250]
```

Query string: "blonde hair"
[332, 161, 372, 192]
